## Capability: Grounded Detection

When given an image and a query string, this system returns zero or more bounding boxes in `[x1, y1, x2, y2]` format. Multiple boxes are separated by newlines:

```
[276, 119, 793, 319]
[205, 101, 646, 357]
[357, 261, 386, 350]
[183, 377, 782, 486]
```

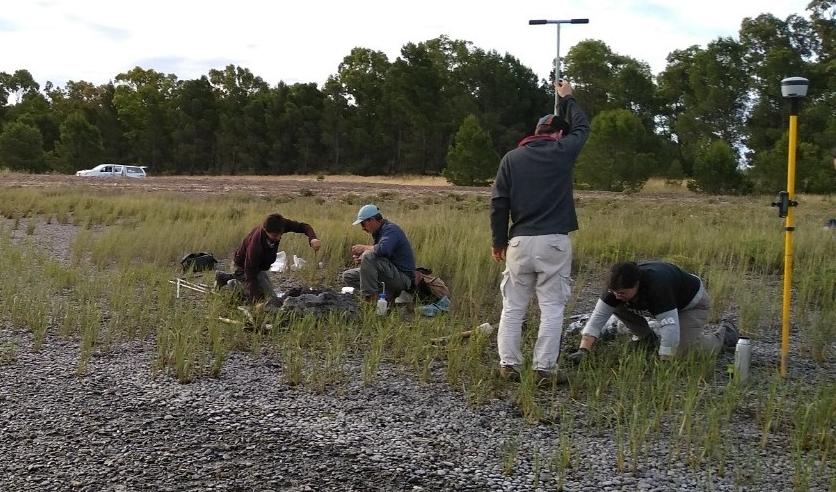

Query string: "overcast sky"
[0, 0, 811, 90]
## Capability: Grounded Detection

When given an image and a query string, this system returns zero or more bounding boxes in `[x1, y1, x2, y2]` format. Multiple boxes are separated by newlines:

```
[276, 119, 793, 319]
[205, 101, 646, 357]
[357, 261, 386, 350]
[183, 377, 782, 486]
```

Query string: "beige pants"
[497, 234, 572, 371]
[616, 281, 723, 355]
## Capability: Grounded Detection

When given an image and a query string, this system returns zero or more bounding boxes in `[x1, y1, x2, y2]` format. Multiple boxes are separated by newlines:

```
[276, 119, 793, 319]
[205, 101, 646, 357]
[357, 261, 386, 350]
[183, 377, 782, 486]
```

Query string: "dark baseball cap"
[536, 114, 570, 134]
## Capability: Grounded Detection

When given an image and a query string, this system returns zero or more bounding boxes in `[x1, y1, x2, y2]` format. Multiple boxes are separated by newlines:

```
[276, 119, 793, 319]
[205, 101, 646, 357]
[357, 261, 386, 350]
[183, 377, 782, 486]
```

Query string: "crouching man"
[216, 213, 320, 304]
[567, 261, 739, 364]
[342, 204, 415, 302]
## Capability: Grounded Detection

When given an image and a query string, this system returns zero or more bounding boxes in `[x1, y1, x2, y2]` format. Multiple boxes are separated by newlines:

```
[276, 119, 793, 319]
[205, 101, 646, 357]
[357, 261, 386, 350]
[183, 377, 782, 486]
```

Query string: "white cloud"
[0, 0, 812, 88]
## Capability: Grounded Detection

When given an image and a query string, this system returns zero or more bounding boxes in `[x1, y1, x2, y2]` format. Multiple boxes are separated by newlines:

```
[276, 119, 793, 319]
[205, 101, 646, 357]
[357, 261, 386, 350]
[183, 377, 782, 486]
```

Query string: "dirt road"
[0, 173, 483, 199]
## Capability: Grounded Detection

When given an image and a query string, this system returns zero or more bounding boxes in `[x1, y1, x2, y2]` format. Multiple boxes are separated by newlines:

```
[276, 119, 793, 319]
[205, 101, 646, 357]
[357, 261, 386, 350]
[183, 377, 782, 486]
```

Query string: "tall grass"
[0, 186, 832, 488]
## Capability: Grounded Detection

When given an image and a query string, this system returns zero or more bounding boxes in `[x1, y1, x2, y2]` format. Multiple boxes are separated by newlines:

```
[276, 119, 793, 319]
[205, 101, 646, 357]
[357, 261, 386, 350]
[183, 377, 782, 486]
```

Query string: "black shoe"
[214, 271, 232, 290]
[718, 318, 739, 350]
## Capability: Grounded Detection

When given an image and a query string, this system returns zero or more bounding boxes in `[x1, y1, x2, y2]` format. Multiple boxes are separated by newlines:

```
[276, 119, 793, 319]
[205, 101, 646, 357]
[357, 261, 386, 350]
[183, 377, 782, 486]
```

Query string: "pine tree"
[688, 139, 745, 194]
[0, 120, 45, 172]
[575, 109, 655, 192]
[443, 114, 497, 186]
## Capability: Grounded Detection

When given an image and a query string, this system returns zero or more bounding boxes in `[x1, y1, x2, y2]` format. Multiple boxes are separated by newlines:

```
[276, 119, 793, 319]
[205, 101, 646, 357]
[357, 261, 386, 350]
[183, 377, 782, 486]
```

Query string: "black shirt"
[602, 261, 700, 316]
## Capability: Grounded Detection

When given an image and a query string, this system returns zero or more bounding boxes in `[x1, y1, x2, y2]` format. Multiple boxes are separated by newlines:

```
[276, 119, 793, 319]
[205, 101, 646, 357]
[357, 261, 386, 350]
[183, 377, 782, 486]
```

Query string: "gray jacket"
[490, 97, 590, 247]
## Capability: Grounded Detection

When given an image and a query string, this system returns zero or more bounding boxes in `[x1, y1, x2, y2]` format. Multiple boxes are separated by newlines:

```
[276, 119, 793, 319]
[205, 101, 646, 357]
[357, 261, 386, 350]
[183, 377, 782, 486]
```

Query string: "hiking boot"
[214, 271, 232, 290]
[718, 318, 739, 351]
[498, 365, 521, 382]
[535, 369, 569, 388]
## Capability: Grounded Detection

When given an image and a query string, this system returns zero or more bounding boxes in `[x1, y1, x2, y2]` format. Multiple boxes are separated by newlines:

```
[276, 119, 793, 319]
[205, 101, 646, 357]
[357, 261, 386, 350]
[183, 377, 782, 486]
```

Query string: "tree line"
[0, 3, 833, 194]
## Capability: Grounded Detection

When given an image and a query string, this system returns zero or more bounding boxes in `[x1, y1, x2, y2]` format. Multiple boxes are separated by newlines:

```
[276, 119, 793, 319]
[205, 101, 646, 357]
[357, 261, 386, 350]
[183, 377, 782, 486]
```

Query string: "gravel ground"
[1, 180, 831, 491]
[1, 326, 831, 492]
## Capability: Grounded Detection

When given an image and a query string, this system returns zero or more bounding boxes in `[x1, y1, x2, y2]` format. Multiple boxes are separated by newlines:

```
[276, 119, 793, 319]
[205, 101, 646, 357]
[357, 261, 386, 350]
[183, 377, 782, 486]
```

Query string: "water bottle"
[734, 337, 752, 382]
[376, 293, 389, 316]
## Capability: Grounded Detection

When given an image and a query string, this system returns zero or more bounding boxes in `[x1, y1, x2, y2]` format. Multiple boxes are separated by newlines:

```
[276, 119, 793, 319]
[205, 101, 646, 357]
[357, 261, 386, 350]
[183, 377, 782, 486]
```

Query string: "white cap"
[352, 204, 380, 225]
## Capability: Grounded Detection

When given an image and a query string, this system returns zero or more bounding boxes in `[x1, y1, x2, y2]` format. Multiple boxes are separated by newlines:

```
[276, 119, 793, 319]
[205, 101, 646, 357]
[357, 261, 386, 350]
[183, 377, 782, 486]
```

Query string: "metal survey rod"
[528, 18, 589, 114]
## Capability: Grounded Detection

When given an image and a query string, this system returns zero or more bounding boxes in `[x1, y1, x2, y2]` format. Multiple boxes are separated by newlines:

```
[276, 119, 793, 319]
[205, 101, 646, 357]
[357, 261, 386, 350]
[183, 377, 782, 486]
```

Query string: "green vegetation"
[443, 114, 497, 186]
[0, 120, 45, 172]
[689, 140, 748, 195]
[0, 186, 832, 488]
[575, 108, 656, 192]
[1, 3, 834, 194]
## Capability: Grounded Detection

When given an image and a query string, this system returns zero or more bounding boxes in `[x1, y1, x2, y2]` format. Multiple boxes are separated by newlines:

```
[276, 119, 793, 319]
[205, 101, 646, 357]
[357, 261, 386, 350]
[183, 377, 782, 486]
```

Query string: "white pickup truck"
[76, 164, 148, 178]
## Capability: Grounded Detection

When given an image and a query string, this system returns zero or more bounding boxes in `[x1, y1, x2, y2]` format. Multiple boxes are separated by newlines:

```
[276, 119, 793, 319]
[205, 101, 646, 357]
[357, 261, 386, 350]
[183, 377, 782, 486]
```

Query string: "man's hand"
[556, 79, 573, 98]
[579, 334, 597, 351]
[309, 238, 321, 251]
[491, 246, 506, 262]
[567, 348, 589, 366]
[350, 244, 371, 256]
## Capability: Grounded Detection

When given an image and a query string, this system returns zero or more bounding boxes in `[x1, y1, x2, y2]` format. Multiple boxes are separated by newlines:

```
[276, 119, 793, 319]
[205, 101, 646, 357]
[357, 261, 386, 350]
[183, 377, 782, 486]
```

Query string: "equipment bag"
[415, 267, 451, 301]
[180, 252, 218, 273]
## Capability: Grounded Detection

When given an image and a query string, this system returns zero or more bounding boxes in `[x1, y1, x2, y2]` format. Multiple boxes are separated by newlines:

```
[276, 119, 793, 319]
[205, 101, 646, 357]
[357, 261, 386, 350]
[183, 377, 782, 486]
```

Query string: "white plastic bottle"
[734, 337, 752, 382]
[376, 293, 389, 316]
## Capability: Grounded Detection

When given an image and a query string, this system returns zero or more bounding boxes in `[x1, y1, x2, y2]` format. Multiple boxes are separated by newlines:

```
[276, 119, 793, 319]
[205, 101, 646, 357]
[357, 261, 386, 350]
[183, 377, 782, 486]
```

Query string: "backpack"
[415, 267, 450, 301]
[180, 252, 218, 273]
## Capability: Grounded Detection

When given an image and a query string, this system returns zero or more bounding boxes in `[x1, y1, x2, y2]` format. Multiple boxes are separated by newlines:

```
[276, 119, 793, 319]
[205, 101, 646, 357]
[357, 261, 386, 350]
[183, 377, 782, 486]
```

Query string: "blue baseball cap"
[353, 204, 381, 225]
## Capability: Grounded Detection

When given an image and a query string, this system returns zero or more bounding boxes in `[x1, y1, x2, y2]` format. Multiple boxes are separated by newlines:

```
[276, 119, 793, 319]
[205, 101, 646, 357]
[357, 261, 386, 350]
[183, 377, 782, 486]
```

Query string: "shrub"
[0, 121, 45, 172]
[688, 139, 747, 194]
[443, 114, 498, 187]
[575, 109, 656, 192]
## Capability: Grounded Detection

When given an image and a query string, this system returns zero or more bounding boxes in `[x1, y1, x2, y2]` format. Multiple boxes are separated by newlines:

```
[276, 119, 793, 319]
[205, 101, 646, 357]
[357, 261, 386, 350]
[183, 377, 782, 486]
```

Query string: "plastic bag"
[290, 255, 307, 271]
[270, 251, 287, 272]
[567, 313, 661, 341]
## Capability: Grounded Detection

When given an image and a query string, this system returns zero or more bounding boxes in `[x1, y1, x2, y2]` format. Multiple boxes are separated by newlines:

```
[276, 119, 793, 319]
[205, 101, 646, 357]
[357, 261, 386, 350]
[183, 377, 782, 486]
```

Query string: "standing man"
[343, 204, 415, 302]
[216, 213, 321, 303]
[491, 80, 589, 384]
[567, 261, 739, 363]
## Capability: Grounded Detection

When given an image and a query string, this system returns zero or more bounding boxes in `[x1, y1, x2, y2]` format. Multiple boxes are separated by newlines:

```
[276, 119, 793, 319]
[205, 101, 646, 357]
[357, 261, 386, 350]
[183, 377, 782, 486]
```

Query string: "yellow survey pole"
[775, 77, 808, 377]
[780, 101, 798, 377]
